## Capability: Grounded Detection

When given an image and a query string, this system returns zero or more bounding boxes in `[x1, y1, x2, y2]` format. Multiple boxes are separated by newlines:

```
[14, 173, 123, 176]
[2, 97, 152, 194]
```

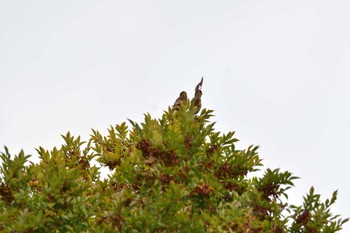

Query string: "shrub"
[0, 104, 348, 232]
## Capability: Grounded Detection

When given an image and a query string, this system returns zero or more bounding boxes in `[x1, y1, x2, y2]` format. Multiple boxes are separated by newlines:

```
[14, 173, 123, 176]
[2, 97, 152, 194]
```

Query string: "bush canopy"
[0, 104, 348, 232]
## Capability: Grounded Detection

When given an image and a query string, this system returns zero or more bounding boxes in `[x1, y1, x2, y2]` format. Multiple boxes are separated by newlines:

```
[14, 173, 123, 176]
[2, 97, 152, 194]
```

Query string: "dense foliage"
[0, 104, 348, 232]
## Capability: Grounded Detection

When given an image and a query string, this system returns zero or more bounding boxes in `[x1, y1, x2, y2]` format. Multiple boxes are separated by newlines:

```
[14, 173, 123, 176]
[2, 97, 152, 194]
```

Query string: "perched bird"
[172, 91, 188, 110]
[191, 78, 203, 114]
[191, 89, 202, 114]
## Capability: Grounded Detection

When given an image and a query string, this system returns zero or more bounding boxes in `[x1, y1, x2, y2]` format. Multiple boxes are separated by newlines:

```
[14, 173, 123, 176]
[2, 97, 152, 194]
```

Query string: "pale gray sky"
[1, 0, 350, 230]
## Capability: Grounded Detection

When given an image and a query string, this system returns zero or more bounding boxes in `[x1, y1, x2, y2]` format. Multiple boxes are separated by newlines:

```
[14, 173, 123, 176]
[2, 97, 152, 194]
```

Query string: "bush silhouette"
[0, 104, 348, 232]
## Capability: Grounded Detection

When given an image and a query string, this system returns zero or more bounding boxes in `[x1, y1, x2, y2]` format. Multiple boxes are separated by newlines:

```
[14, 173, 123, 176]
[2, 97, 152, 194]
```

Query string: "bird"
[191, 89, 202, 114]
[172, 91, 188, 110]
[191, 77, 203, 114]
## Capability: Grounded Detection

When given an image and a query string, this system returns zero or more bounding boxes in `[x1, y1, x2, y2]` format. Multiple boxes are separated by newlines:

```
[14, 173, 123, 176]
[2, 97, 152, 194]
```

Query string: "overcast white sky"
[1, 0, 350, 230]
